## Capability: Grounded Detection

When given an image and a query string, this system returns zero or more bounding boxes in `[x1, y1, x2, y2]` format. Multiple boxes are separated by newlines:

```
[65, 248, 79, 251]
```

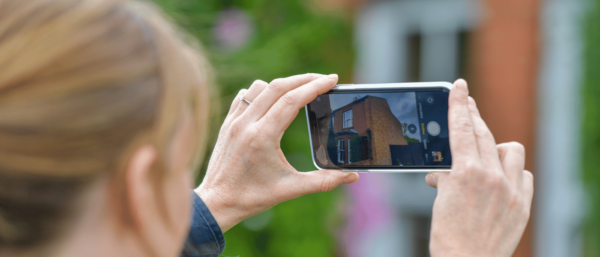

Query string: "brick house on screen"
[332, 96, 418, 166]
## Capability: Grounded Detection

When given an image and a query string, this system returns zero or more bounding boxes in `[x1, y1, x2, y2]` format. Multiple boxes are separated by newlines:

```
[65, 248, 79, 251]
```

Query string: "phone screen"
[306, 88, 451, 169]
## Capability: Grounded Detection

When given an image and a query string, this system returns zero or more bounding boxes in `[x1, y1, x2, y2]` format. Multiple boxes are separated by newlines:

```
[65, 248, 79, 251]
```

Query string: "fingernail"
[328, 74, 338, 79]
[343, 173, 359, 184]
[457, 78, 469, 94]
[426, 173, 437, 186]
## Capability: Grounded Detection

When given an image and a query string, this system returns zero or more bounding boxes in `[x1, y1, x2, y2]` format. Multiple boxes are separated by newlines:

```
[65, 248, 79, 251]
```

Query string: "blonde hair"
[0, 0, 210, 249]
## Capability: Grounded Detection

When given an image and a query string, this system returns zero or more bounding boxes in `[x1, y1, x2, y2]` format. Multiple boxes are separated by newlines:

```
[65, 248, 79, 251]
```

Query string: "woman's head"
[0, 0, 210, 256]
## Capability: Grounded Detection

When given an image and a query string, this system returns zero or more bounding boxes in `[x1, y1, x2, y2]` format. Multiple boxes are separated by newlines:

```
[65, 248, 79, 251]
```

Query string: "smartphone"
[305, 82, 452, 172]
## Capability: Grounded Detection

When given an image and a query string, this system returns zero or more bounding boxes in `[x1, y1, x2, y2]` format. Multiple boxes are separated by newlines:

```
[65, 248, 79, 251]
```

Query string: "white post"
[536, 0, 586, 256]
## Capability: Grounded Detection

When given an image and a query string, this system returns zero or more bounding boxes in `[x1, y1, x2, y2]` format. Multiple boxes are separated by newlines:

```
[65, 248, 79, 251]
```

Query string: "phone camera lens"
[427, 97, 434, 105]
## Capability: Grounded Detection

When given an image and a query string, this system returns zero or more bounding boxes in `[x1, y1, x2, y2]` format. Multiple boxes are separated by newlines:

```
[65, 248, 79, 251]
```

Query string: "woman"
[0, 0, 533, 257]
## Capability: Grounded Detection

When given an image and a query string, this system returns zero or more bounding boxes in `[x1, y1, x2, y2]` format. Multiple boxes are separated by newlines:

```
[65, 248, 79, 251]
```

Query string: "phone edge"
[305, 81, 454, 173]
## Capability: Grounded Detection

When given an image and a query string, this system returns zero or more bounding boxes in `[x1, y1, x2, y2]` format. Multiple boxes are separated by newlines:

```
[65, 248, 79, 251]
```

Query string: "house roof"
[335, 128, 359, 136]
[331, 95, 386, 115]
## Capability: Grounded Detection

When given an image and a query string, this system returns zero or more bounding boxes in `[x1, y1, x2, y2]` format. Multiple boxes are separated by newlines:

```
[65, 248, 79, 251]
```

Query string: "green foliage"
[349, 136, 363, 163]
[404, 135, 420, 144]
[148, 0, 355, 256]
[327, 132, 339, 165]
[583, 1, 600, 255]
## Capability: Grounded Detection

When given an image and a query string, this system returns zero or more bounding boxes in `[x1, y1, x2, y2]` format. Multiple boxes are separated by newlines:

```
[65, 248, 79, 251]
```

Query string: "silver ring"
[239, 95, 252, 105]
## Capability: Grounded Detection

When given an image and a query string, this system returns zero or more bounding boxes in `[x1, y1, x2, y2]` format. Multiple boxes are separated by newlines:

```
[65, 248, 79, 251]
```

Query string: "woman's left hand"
[196, 73, 359, 232]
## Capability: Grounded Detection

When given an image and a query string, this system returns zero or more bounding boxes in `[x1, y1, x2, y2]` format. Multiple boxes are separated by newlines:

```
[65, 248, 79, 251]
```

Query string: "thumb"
[425, 172, 450, 188]
[288, 170, 359, 196]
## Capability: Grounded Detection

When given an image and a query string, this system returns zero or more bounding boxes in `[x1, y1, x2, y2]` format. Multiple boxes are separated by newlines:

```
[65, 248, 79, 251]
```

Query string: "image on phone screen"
[307, 89, 451, 170]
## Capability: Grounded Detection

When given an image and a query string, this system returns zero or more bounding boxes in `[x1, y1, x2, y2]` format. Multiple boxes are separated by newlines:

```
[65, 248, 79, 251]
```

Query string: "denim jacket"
[180, 191, 226, 257]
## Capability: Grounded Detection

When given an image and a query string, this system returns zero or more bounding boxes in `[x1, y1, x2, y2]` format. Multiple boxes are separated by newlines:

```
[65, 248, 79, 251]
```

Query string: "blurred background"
[150, 0, 598, 256]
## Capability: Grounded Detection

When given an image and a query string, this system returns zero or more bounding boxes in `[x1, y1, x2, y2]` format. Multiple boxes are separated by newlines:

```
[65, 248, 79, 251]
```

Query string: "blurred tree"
[583, 1, 600, 256]
[149, 0, 355, 256]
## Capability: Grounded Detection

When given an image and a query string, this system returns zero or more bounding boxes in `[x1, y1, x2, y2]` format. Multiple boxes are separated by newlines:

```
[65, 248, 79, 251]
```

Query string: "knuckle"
[237, 88, 248, 96]
[473, 125, 492, 139]
[228, 120, 245, 136]
[247, 133, 262, 151]
[319, 176, 336, 192]
[303, 73, 322, 80]
[462, 160, 482, 173]
[485, 174, 509, 191]
[270, 78, 282, 84]
[269, 78, 285, 92]
[507, 142, 526, 155]
[508, 192, 521, 209]
[497, 143, 507, 151]
[450, 92, 470, 105]
[280, 92, 297, 107]
[251, 80, 264, 88]
[454, 118, 474, 132]
[496, 143, 509, 155]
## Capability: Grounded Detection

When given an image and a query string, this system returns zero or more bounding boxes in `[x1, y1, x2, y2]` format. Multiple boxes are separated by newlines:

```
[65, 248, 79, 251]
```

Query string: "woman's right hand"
[196, 74, 359, 232]
[425, 79, 534, 257]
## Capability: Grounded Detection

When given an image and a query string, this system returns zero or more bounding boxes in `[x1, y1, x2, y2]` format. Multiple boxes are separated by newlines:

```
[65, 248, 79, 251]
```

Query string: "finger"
[448, 79, 480, 170]
[522, 170, 534, 212]
[243, 73, 327, 122]
[497, 142, 526, 189]
[259, 74, 338, 137]
[229, 80, 269, 119]
[280, 170, 359, 199]
[425, 172, 450, 189]
[221, 89, 247, 132]
[228, 89, 246, 116]
[467, 97, 502, 171]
